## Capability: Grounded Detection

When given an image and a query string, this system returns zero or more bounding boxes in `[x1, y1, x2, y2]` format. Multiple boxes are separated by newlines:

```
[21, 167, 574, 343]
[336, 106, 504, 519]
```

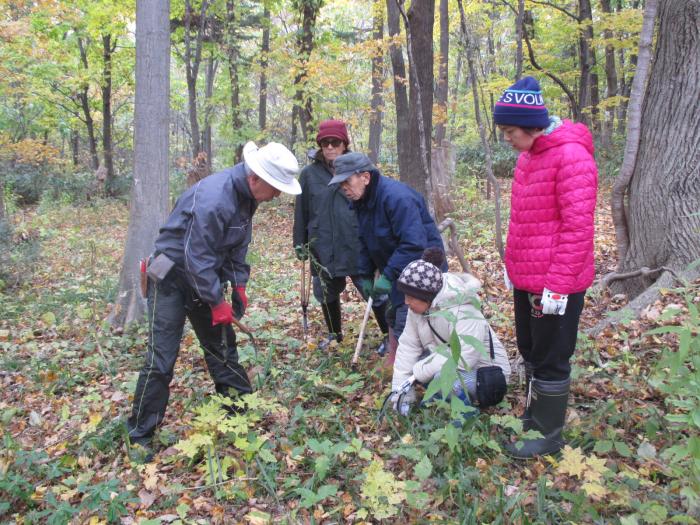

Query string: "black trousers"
[127, 270, 252, 441]
[513, 289, 585, 381]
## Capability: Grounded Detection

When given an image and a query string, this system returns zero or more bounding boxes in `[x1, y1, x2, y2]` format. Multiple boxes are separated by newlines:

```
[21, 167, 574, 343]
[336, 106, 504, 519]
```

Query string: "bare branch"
[528, 0, 579, 21]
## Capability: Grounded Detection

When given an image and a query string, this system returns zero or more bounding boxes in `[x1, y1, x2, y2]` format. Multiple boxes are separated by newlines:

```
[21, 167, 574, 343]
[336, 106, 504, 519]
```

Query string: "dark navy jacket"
[353, 173, 444, 306]
[154, 163, 257, 306]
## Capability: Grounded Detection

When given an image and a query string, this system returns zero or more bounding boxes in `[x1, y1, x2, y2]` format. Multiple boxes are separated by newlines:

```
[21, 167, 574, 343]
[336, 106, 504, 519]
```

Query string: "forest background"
[0, 0, 699, 523]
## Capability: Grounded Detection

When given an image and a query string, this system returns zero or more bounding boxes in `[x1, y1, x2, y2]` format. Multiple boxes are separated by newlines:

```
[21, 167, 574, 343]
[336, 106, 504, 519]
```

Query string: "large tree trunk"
[433, 0, 448, 145]
[77, 37, 99, 171]
[258, 5, 270, 131]
[109, 0, 171, 328]
[102, 34, 117, 196]
[615, 0, 700, 298]
[397, 0, 434, 200]
[386, 0, 411, 177]
[368, 0, 384, 163]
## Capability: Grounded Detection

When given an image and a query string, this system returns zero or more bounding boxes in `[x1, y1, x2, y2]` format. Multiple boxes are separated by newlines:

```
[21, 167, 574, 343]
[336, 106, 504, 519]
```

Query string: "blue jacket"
[154, 163, 257, 306]
[353, 173, 444, 306]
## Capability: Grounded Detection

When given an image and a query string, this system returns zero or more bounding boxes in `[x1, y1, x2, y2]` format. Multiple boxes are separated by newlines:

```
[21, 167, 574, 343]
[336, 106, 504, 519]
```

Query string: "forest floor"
[0, 177, 698, 524]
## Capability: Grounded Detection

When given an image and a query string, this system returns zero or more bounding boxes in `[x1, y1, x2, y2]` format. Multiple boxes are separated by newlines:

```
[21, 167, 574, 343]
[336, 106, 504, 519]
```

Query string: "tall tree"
[600, 0, 618, 148]
[612, 0, 700, 300]
[290, 0, 322, 147]
[258, 4, 271, 131]
[396, 0, 434, 199]
[368, 0, 384, 163]
[433, 0, 448, 145]
[109, 0, 171, 328]
[77, 36, 100, 171]
[577, 0, 599, 131]
[101, 33, 117, 194]
[386, 0, 410, 178]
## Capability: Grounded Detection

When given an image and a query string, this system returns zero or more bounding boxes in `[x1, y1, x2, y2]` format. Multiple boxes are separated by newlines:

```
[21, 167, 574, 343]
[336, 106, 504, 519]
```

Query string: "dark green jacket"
[293, 151, 360, 278]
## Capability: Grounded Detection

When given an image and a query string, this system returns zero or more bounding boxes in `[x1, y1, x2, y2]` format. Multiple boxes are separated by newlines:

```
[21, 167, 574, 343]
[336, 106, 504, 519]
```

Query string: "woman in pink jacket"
[494, 77, 597, 458]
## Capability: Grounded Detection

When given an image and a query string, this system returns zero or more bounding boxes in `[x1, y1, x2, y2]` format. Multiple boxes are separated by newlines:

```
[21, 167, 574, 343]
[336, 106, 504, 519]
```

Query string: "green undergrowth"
[0, 195, 697, 523]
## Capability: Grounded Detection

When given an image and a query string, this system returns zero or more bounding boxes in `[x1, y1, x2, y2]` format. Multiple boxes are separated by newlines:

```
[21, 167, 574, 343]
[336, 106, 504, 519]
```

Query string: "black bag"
[475, 331, 507, 407]
[426, 318, 507, 408]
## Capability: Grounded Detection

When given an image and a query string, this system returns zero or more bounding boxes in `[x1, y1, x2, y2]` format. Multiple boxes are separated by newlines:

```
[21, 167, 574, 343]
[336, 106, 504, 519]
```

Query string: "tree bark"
[615, 0, 700, 298]
[109, 0, 171, 328]
[515, 0, 525, 79]
[386, 0, 411, 177]
[577, 0, 599, 132]
[258, 5, 270, 131]
[102, 34, 117, 195]
[77, 37, 99, 171]
[434, 0, 448, 145]
[183, 0, 209, 160]
[397, 0, 434, 200]
[368, 0, 384, 164]
[202, 53, 216, 166]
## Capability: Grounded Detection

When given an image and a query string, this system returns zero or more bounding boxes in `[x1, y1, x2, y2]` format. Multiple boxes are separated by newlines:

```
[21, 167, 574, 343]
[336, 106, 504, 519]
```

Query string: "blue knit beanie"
[493, 76, 549, 129]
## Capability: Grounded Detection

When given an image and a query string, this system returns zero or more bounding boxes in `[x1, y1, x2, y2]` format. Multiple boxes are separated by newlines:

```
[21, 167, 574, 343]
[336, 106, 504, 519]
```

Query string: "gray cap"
[328, 152, 377, 185]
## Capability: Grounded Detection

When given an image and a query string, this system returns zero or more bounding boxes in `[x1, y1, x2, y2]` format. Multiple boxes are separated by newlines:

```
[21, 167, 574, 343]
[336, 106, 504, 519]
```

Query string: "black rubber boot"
[520, 362, 535, 431]
[505, 377, 570, 459]
[320, 301, 342, 349]
[372, 301, 389, 334]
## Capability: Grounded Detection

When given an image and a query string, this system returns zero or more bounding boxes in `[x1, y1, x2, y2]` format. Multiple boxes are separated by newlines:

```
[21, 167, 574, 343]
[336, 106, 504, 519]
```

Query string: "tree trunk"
[386, 0, 411, 178]
[258, 5, 270, 131]
[291, 0, 319, 147]
[71, 128, 79, 166]
[77, 37, 99, 171]
[433, 0, 448, 145]
[109, 0, 171, 328]
[184, 0, 209, 160]
[515, 0, 525, 79]
[368, 0, 384, 163]
[397, 0, 434, 200]
[615, 0, 700, 298]
[202, 53, 216, 167]
[599, 0, 617, 150]
[102, 34, 117, 196]
[225, 0, 242, 162]
[578, 0, 599, 131]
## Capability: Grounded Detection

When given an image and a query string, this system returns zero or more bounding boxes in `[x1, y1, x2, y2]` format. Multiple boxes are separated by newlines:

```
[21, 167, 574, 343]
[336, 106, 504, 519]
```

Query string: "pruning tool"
[221, 280, 259, 357]
[300, 258, 311, 341]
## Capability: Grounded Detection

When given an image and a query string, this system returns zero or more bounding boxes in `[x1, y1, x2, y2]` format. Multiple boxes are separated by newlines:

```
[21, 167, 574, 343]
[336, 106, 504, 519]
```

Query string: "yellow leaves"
[0, 136, 61, 167]
[556, 446, 610, 501]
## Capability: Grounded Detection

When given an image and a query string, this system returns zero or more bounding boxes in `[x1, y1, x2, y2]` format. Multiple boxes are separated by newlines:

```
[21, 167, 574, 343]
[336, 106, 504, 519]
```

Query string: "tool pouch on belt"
[142, 253, 175, 299]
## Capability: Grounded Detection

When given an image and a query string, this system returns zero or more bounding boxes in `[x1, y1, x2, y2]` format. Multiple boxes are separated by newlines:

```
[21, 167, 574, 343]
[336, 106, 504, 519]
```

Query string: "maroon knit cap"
[316, 119, 349, 145]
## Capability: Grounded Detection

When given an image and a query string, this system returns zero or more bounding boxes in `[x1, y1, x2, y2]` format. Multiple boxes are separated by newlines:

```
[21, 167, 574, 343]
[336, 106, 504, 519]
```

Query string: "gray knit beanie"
[397, 258, 443, 303]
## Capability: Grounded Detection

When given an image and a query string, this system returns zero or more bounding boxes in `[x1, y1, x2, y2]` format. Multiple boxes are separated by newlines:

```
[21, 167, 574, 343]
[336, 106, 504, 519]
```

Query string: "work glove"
[294, 245, 308, 261]
[541, 288, 568, 315]
[211, 301, 234, 326]
[359, 277, 374, 299]
[503, 265, 513, 291]
[231, 285, 247, 319]
[372, 274, 392, 300]
[391, 386, 417, 416]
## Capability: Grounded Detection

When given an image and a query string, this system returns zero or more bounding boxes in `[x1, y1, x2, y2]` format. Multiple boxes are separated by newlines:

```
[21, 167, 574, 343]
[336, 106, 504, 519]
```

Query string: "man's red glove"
[232, 285, 247, 319]
[211, 301, 234, 326]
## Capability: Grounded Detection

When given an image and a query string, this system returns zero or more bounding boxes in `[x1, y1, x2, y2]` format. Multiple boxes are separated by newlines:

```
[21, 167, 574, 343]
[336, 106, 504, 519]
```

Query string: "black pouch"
[476, 365, 507, 407]
[146, 253, 175, 282]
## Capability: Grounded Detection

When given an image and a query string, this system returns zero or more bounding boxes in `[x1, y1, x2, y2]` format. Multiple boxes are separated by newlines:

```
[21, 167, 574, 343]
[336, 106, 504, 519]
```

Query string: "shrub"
[0, 219, 41, 290]
[457, 141, 516, 180]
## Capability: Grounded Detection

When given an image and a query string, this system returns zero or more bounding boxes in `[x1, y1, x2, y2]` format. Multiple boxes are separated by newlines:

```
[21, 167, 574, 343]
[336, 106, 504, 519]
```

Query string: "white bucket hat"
[242, 141, 301, 195]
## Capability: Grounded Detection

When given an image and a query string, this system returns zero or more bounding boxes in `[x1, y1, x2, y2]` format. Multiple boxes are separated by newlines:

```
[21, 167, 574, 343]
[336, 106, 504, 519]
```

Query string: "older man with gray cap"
[329, 152, 445, 366]
[127, 141, 300, 460]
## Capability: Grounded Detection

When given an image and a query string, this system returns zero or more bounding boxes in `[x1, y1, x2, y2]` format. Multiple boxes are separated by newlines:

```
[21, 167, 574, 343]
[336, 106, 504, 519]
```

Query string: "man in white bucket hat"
[127, 141, 299, 460]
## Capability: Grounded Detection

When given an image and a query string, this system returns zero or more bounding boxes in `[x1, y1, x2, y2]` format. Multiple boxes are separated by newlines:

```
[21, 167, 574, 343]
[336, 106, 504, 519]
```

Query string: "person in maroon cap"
[293, 119, 389, 351]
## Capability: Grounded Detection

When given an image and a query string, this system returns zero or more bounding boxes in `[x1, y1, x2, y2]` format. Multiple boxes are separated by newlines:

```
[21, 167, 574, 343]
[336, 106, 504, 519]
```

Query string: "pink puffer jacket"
[505, 120, 597, 294]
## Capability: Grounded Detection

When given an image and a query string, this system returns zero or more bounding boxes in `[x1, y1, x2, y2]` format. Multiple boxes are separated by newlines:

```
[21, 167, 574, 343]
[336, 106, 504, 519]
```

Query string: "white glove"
[503, 266, 513, 291]
[392, 386, 416, 416]
[541, 288, 568, 315]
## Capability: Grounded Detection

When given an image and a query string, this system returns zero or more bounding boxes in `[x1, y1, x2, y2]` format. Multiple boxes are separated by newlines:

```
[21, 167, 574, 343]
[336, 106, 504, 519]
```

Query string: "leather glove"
[541, 288, 568, 315]
[503, 265, 513, 291]
[391, 386, 417, 416]
[294, 245, 308, 261]
[372, 274, 392, 299]
[211, 301, 234, 326]
[231, 285, 247, 319]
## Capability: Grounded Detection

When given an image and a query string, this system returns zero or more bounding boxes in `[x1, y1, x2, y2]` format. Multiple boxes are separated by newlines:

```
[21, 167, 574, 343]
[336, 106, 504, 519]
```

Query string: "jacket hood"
[530, 119, 594, 156]
[431, 272, 482, 310]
